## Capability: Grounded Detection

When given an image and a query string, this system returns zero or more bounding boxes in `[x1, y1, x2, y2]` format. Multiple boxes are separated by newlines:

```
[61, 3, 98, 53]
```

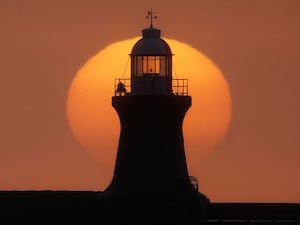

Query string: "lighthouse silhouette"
[104, 11, 209, 223]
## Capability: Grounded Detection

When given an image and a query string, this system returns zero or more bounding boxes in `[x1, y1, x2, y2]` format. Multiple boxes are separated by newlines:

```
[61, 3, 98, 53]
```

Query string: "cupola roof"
[131, 10, 172, 56]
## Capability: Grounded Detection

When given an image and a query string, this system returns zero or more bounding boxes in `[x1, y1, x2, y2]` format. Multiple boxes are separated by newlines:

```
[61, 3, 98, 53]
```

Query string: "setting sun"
[67, 37, 231, 189]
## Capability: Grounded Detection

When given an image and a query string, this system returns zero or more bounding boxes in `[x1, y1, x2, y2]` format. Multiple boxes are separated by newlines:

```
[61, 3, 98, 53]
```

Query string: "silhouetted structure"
[0, 191, 299, 224]
[104, 14, 209, 223]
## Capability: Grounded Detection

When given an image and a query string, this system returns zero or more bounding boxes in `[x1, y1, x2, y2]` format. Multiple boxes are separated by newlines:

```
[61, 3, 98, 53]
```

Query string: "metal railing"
[172, 78, 188, 96]
[114, 77, 188, 96]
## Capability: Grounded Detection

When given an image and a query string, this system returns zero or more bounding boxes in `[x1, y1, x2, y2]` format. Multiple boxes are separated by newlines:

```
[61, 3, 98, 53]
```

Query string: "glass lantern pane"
[160, 56, 166, 76]
[142, 56, 160, 75]
[136, 56, 143, 76]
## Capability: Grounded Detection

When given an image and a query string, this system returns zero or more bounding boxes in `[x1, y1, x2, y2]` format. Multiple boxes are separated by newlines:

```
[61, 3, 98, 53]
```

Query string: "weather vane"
[146, 9, 157, 28]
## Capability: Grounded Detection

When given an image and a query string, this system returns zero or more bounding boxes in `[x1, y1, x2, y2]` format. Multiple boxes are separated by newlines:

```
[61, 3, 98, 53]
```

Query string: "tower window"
[132, 55, 170, 77]
[143, 56, 160, 75]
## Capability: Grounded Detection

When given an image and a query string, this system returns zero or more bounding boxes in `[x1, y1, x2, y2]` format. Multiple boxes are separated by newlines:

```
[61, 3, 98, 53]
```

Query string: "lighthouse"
[104, 11, 209, 222]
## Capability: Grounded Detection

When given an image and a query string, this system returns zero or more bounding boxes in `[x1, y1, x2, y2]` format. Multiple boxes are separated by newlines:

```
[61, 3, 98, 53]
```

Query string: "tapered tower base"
[104, 95, 209, 222]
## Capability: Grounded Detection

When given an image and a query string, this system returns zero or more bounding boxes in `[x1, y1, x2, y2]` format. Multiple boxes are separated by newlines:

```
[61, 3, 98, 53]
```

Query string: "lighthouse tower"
[105, 11, 208, 222]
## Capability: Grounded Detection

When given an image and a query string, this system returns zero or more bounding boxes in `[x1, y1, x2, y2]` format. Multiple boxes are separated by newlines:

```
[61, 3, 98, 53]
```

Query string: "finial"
[146, 9, 157, 28]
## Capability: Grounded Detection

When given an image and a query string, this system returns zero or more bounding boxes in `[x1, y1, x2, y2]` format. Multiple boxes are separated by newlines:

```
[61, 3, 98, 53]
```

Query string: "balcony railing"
[172, 78, 188, 96]
[114, 77, 188, 96]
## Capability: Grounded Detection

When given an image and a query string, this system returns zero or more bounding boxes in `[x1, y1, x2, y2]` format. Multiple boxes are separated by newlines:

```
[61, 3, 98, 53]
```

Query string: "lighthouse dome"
[131, 27, 172, 56]
[130, 25, 173, 95]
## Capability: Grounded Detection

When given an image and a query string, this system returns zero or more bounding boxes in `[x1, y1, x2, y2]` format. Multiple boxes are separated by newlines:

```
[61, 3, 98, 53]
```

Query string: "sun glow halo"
[67, 37, 232, 189]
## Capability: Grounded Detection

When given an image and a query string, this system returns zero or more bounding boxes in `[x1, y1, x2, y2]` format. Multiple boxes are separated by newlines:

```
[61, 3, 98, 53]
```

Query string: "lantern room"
[130, 26, 173, 95]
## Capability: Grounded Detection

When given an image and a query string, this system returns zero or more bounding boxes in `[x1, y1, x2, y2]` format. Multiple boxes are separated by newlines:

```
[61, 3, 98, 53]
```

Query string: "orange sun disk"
[67, 37, 232, 189]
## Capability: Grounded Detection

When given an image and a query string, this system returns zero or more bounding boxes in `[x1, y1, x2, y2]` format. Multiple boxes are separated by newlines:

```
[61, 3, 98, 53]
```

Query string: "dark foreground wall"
[1, 190, 204, 225]
[0, 191, 299, 225]
[208, 202, 300, 221]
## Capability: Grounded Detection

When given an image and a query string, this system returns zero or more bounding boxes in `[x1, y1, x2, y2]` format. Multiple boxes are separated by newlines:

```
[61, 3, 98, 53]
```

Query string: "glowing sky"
[0, 0, 299, 202]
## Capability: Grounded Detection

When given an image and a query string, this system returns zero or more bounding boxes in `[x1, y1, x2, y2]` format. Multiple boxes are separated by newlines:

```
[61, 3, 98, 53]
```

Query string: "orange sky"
[0, 0, 299, 203]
